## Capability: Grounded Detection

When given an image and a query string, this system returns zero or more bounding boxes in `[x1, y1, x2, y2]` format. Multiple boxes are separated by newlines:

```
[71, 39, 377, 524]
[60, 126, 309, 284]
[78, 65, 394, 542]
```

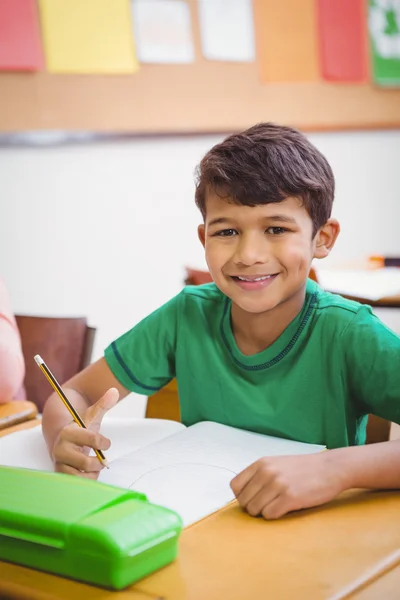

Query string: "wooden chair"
[15, 315, 96, 412]
[146, 267, 393, 444]
[146, 379, 180, 422]
[184, 267, 213, 286]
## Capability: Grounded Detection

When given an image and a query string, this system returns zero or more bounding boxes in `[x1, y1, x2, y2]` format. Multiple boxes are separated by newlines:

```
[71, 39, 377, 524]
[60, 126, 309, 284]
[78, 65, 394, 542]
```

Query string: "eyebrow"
[207, 214, 297, 227]
[207, 217, 231, 227]
[265, 215, 297, 224]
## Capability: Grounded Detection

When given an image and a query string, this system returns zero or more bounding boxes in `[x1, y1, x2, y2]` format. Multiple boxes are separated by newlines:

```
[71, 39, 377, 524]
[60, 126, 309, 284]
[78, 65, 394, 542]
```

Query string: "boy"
[42, 123, 400, 520]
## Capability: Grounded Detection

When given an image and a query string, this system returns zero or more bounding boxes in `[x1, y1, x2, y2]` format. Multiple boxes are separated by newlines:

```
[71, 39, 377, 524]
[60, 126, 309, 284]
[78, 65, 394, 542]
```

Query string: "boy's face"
[198, 191, 338, 315]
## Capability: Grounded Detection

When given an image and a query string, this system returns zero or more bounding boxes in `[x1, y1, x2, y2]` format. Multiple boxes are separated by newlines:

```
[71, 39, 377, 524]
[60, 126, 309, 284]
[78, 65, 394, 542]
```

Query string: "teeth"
[238, 275, 271, 282]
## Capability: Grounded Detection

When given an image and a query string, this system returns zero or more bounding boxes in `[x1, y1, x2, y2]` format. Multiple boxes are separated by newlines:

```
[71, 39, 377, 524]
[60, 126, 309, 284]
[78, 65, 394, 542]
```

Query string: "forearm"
[328, 439, 400, 492]
[42, 388, 91, 458]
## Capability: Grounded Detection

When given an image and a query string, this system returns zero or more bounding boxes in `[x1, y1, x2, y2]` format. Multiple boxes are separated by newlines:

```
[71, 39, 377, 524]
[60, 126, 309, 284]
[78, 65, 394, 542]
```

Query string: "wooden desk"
[350, 566, 400, 599]
[1, 429, 400, 599]
[1, 491, 400, 599]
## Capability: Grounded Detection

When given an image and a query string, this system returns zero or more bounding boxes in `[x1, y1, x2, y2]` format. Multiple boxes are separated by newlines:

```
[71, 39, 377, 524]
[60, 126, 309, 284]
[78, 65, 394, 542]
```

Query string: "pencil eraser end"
[34, 354, 44, 366]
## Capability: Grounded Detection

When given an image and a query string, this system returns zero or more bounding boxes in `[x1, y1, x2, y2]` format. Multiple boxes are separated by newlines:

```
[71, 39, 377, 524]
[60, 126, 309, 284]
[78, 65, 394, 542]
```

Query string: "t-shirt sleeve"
[342, 305, 400, 425]
[104, 292, 182, 395]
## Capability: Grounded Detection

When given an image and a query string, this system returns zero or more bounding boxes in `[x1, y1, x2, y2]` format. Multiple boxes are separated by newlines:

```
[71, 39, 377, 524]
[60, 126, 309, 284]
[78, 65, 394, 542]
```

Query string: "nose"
[232, 232, 269, 266]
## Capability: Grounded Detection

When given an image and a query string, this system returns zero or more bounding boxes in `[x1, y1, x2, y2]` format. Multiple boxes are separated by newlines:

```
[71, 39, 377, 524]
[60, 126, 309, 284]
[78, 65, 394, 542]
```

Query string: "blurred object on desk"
[369, 256, 400, 269]
[315, 267, 400, 306]
[0, 400, 37, 431]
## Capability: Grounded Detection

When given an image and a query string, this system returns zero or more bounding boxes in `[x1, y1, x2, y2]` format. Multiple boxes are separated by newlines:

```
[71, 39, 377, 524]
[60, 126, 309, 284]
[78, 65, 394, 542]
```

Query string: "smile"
[230, 274, 279, 290]
[236, 275, 273, 282]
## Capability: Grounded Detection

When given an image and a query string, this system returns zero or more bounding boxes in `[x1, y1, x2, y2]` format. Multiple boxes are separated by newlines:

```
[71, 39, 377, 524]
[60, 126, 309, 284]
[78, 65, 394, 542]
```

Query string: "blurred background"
[0, 0, 399, 416]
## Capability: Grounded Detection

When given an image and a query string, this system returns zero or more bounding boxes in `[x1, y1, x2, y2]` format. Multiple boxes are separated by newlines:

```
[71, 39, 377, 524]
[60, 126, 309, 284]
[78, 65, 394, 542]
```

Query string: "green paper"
[368, 0, 400, 86]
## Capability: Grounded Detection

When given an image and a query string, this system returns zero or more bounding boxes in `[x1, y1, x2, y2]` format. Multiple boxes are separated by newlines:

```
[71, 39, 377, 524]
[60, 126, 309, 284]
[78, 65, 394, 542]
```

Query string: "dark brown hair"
[195, 122, 335, 236]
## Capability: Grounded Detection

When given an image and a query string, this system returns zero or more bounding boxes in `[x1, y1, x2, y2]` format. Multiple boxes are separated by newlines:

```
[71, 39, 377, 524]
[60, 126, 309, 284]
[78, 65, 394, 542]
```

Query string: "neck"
[231, 285, 307, 356]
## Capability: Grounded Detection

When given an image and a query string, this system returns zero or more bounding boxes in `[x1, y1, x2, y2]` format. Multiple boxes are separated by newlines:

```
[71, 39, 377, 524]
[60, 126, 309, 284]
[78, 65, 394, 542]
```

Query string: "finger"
[261, 495, 290, 520]
[55, 462, 100, 480]
[230, 461, 259, 497]
[54, 446, 105, 473]
[246, 484, 280, 517]
[234, 467, 275, 509]
[86, 387, 120, 427]
[59, 425, 111, 451]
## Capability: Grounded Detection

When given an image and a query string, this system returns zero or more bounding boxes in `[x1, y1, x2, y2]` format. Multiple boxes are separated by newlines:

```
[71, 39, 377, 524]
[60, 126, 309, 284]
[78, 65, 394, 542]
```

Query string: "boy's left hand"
[230, 452, 344, 520]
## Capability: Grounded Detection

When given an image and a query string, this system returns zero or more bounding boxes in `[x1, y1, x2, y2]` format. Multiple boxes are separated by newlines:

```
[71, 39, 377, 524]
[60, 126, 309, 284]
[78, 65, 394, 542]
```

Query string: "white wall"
[1, 130, 399, 414]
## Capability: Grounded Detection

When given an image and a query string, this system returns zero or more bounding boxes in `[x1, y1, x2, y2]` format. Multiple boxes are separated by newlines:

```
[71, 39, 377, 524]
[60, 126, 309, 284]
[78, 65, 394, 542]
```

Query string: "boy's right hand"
[52, 388, 119, 479]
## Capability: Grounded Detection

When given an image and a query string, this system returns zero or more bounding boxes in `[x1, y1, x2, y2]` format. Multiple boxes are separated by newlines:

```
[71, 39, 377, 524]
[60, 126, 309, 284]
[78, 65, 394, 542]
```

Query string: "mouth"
[230, 273, 279, 291]
[232, 275, 275, 282]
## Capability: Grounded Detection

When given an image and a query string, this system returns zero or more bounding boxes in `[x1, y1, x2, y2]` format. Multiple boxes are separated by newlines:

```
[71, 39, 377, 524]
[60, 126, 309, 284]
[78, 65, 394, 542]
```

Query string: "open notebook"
[0, 419, 325, 526]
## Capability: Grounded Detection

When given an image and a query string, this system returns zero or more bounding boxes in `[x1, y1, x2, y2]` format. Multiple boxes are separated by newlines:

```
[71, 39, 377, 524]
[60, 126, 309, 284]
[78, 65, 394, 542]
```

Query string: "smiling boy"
[42, 123, 400, 519]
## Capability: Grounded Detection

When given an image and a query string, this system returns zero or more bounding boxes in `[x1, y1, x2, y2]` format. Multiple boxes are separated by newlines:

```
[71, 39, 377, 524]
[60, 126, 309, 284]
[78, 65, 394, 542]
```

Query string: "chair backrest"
[182, 267, 392, 444]
[185, 267, 213, 286]
[15, 315, 96, 412]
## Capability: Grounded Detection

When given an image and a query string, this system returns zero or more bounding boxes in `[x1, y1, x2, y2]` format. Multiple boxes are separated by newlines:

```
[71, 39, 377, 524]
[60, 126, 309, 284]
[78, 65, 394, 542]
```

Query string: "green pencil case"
[0, 466, 183, 590]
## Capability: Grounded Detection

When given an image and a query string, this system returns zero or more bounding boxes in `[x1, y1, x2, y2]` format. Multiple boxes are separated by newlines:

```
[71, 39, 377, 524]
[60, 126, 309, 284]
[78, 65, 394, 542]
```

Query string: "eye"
[214, 229, 238, 237]
[266, 227, 287, 235]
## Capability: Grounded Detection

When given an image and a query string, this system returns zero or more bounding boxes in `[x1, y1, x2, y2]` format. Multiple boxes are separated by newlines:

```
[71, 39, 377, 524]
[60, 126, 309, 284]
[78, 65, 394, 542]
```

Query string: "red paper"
[0, 0, 43, 70]
[317, 0, 368, 82]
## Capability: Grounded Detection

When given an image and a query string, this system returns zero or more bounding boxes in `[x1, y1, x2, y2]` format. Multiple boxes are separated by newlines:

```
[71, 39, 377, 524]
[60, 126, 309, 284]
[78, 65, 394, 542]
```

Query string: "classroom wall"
[0, 129, 399, 415]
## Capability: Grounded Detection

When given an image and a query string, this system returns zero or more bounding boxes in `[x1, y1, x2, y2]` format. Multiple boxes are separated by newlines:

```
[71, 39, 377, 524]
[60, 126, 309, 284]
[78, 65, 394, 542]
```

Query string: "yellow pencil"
[34, 354, 109, 469]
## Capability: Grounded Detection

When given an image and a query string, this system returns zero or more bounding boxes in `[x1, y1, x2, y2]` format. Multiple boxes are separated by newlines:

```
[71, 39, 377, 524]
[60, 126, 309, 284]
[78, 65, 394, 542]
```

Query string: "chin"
[236, 300, 277, 314]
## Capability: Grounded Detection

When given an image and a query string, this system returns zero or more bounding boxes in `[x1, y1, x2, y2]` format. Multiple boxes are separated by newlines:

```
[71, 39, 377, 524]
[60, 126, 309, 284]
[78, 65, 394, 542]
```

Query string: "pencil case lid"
[0, 465, 147, 546]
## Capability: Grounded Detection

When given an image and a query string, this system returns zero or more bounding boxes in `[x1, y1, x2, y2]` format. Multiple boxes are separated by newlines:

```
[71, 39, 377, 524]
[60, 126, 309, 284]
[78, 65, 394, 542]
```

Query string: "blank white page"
[0, 424, 52, 471]
[99, 421, 325, 526]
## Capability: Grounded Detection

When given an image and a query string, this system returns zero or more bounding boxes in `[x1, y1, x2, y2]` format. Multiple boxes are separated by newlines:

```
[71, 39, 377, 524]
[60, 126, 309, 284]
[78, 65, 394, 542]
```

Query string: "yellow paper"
[254, 0, 319, 83]
[39, 0, 138, 74]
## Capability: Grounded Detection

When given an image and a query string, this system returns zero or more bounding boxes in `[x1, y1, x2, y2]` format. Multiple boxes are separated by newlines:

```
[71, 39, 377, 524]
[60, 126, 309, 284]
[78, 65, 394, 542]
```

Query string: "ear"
[198, 224, 206, 248]
[313, 218, 340, 259]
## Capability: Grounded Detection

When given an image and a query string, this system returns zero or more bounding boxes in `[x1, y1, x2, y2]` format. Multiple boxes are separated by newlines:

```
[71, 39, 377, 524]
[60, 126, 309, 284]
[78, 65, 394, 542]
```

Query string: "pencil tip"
[34, 354, 43, 365]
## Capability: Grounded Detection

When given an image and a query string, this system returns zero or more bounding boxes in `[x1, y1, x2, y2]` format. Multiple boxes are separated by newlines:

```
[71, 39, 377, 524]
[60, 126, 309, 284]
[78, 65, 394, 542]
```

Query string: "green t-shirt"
[105, 279, 400, 449]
